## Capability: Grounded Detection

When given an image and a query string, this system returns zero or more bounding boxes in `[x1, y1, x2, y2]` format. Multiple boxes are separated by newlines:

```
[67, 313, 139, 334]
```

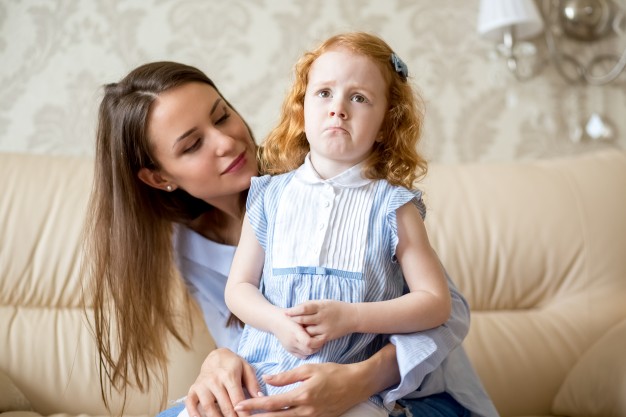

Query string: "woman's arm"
[381, 277, 470, 405]
[191, 274, 469, 417]
[234, 342, 400, 416]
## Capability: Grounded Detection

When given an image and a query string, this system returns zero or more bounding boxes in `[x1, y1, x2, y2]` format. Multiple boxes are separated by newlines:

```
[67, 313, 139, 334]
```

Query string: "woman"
[85, 61, 497, 417]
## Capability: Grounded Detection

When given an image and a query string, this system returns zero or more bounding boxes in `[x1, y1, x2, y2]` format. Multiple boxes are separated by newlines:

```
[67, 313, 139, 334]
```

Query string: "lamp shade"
[478, 0, 545, 41]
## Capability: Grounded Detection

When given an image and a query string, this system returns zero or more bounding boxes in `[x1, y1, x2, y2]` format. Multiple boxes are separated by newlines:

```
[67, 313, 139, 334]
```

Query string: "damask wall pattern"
[1, 0, 624, 163]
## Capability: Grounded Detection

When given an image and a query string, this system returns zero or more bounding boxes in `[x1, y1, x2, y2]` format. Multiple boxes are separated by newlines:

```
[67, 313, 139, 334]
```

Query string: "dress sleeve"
[379, 271, 471, 408]
[387, 186, 426, 261]
[246, 175, 272, 250]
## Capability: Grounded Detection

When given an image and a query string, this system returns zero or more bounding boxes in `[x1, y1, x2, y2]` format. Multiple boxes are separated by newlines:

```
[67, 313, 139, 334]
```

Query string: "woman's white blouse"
[173, 226, 240, 352]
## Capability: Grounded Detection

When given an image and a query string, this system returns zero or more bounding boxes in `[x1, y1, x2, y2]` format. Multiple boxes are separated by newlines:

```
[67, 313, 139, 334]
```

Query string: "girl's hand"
[272, 313, 324, 359]
[234, 362, 368, 417]
[285, 300, 356, 345]
[184, 348, 261, 417]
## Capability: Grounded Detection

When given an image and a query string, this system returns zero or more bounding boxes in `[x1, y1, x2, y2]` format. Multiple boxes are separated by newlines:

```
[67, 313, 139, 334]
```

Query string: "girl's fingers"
[288, 314, 318, 326]
[285, 302, 317, 317]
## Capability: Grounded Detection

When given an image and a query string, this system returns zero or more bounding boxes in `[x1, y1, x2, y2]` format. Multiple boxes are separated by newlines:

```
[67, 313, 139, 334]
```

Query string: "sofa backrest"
[420, 150, 626, 416]
[0, 153, 214, 416]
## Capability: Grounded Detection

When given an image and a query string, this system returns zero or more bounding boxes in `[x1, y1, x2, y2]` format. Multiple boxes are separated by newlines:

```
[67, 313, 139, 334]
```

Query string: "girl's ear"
[375, 131, 384, 142]
[138, 167, 171, 191]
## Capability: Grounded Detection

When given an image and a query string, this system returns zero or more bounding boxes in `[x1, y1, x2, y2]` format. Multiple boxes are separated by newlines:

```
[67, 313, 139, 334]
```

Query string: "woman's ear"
[138, 167, 174, 191]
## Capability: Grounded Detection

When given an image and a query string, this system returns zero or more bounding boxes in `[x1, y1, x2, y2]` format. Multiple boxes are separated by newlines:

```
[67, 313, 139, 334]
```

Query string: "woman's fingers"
[184, 391, 204, 417]
[234, 367, 310, 413]
[264, 366, 311, 387]
[241, 361, 263, 402]
[185, 348, 259, 417]
[186, 379, 248, 417]
[211, 382, 241, 417]
[235, 391, 295, 414]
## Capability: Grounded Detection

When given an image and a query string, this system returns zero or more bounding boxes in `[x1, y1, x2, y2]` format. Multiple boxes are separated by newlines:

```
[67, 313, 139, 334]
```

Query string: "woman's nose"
[213, 129, 236, 157]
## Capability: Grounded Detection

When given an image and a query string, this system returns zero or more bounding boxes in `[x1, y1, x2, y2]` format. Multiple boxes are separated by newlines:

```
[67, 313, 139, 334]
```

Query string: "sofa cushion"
[0, 369, 32, 412]
[553, 317, 626, 417]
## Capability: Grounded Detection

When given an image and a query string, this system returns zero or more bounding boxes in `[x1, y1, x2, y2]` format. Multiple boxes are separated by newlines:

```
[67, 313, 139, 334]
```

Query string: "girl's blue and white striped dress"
[238, 156, 425, 405]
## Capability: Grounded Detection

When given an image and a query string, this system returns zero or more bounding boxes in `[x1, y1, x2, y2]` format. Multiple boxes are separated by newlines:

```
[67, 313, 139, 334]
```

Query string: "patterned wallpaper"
[1, 0, 624, 163]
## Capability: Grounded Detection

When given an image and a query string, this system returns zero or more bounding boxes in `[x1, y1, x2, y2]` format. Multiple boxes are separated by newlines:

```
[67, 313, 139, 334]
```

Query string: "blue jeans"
[157, 403, 184, 417]
[157, 392, 469, 417]
[392, 393, 470, 417]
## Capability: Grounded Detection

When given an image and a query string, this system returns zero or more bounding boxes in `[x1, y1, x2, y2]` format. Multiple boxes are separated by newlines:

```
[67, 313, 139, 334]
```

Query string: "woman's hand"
[233, 361, 375, 417]
[184, 348, 262, 417]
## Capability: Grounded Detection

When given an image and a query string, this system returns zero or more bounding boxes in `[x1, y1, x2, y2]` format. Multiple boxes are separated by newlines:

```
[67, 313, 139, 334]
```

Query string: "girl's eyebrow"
[172, 98, 223, 148]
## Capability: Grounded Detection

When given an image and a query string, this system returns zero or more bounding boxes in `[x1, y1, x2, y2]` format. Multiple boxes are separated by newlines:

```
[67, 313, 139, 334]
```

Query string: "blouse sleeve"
[380, 271, 471, 408]
[246, 175, 272, 250]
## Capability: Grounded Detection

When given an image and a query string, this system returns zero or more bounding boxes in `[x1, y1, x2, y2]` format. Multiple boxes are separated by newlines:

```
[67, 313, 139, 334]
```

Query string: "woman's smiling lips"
[221, 151, 247, 175]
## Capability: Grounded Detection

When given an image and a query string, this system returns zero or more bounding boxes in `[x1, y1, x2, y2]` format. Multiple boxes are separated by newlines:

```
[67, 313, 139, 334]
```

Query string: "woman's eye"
[183, 138, 202, 154]
[318, 90, 331, 98]
[351, 94, 368, 103]
[215, 109, 231, 125]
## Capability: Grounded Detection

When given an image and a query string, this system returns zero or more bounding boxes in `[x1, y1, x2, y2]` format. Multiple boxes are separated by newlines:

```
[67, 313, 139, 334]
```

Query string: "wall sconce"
[478, 0, 626, 85]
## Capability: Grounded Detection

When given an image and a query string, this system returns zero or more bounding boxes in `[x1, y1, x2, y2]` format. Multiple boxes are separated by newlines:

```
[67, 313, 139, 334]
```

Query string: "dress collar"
[294, 153, 373, 188]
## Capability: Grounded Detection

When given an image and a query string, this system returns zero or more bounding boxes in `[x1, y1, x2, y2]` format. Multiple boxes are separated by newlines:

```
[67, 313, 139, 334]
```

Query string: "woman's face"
[145, 82, 257, 209]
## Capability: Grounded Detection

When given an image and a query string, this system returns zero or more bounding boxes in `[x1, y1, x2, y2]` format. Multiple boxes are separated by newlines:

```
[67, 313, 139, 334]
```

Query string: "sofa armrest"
[553, 317, 626, 417]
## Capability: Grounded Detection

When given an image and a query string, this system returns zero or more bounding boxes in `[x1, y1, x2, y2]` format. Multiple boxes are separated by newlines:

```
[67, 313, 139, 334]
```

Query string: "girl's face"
[303, 47, 388, 179]
[143, 82, 257, 209]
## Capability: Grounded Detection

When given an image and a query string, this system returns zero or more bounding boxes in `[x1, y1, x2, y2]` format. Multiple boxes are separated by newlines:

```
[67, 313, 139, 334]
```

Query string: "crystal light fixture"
[477, 0, 626, 85]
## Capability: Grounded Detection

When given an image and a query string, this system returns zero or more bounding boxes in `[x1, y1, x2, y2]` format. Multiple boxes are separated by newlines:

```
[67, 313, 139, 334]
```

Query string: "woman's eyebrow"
[210, 98, 222, 115]
[173, 127, 197, 148]
[172, 98, 224, 148]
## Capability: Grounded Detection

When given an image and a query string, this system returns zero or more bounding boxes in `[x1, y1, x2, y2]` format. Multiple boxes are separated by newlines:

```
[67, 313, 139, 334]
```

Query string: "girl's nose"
[329, 100, 347, 119]
[330, 110, 348, 120]
[329, 109, 347, 119]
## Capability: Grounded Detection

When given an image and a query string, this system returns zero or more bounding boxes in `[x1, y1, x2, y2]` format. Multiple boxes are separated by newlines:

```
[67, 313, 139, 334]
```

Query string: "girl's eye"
[318, 90, 331, 98]
[183, 137, 203, 154]
[351, 94, 368, 103]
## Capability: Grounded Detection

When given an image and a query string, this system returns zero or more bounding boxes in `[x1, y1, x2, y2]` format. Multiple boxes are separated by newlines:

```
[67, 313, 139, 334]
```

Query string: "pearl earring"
[166, 185, 173, 191]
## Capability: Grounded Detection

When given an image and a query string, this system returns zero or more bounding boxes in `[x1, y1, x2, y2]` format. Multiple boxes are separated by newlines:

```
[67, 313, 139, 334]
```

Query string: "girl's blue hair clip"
[390, 53, 408, 81]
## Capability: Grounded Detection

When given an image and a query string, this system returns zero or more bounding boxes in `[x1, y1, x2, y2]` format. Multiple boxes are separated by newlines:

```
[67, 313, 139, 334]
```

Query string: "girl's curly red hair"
[260, 31, 427, 188]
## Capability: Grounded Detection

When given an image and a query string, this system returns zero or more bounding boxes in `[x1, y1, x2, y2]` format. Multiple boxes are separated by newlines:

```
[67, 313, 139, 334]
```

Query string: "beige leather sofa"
[1, 150, 625, 417]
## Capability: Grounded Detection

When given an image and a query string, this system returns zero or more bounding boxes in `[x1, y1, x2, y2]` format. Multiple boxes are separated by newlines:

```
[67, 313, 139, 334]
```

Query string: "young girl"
[225, 32, 452, 417]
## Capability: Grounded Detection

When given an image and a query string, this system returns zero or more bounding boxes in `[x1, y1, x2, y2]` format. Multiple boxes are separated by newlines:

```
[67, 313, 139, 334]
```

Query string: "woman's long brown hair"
[82, 61, 239, 413]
